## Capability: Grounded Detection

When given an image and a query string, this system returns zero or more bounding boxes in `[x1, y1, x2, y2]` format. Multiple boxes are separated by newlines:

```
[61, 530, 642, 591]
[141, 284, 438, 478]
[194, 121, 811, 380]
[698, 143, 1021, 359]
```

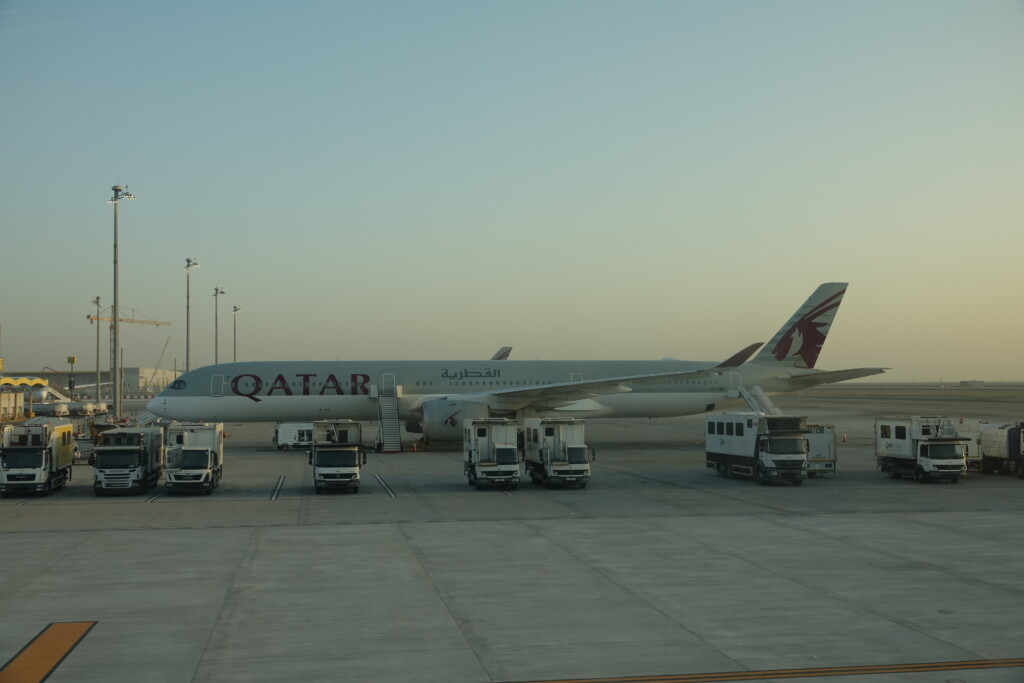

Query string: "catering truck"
[93, 427, 164, 495]
[164, 422, 225, 495]
[523, 417, 592, 488]
[806, 424, 837, 477]
[955, 419, 1024, 476]
[875, 416, 967, 483]
[274, 422, 315, 451]
[463, 418, 521, 490]
[309, 420, 365, 494]
[705, 412, 809, 485]
[0, 417, 74, 497]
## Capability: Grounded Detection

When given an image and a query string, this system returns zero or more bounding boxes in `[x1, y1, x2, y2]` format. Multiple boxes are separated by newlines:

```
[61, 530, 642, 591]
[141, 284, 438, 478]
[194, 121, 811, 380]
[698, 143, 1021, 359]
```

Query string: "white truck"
[955, 420, 1024, 477]
[164, 422, 225, 495]
[463, 418, 521, 490]
[309, 420, 365, 494]
[0, 417, 75, 497]
[875, 416, 967, 483]
[274, 422, 315, 451]
[92, 427, 164, 495]
[806, 424, 837, 477]
[523, 418, 592, 488]
[705, 413, 809, 485]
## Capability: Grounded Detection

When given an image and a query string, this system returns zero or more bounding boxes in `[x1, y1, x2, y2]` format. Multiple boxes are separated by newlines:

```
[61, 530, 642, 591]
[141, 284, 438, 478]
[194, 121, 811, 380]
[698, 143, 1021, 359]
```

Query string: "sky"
[1, 1, 1022, 382]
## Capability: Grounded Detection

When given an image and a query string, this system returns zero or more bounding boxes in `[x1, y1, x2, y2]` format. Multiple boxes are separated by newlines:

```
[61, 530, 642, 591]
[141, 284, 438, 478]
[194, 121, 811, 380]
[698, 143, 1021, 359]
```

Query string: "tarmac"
[1, 386, 1023, 682]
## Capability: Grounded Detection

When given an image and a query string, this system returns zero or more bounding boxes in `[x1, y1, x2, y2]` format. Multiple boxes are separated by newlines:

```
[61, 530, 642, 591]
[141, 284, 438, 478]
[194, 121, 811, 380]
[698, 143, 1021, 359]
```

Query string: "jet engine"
[419, 398, 491, 443]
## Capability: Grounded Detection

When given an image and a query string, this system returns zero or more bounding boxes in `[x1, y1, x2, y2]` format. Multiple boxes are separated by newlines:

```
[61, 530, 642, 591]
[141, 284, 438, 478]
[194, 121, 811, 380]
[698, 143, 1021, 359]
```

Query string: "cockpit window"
[170, 380, 186, 390]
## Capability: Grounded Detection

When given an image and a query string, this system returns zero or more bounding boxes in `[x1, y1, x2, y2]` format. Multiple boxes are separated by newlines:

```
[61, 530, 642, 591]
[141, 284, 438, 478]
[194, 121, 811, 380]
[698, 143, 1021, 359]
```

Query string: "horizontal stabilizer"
[783, 367, 887, 387]
[714, 343, 763, 368]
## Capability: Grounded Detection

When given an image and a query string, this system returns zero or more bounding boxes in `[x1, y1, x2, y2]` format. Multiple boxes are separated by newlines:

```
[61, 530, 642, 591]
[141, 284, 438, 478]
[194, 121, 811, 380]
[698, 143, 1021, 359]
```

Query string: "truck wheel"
[579, 482, 587, 489]
[888, 468, 900, 480]
[205, 487, 213, 495]
[791, 479, 803, 486]
[914, 469, 927, 483]
[949, 477, 959, 484]
[475, 481, 482, 490]
[314, 487, 322, 495]
[1017, 460, 1024, 479]
[716, 461, 728, 478]
[724, 463, 733, 479]
[352, 486, 359, 493]
[754, 466, 766, 485]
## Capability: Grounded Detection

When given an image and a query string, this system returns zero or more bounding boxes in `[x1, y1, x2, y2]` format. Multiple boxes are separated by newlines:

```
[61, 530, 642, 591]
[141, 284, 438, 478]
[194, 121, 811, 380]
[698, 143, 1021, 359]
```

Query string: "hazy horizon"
[2, 2, 1022, 383]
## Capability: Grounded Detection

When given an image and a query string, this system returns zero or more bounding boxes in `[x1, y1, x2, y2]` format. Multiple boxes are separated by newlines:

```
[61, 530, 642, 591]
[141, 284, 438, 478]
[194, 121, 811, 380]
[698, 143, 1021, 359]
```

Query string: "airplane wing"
[780, 367, 887, 386]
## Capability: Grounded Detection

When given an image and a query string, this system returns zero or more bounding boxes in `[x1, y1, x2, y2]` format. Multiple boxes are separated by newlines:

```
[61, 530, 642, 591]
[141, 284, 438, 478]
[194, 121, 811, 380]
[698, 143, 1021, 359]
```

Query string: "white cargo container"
[310, 420, 365, 494]
[875, 416, 967, 483]
[93, 427, 164, 495]
[463, 418, 520, 490]
[164, 422, 225, 495]
[274, 422, 315, 450]
[523, 418, 592, 488]
[705, 413, 808, 485]
[0, 417, 75, 497]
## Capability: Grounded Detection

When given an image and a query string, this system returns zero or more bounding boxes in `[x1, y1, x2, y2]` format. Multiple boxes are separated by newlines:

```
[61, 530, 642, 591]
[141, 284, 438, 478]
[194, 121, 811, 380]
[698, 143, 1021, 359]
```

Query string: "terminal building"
[1, 367, 178, 400]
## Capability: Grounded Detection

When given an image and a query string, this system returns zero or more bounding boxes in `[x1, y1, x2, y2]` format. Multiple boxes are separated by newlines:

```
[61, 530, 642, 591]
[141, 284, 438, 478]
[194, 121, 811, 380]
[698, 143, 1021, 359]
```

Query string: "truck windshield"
[927, 444, 964, 460]
[769, 438, 807, 455]
[94, 451, 141, 468]
[567, 447, 588, 464]
[179, 450, 211, 469]
[495, 447, 518, 465]
[315, 450, 359, 467]
[1, 451, 44, 469]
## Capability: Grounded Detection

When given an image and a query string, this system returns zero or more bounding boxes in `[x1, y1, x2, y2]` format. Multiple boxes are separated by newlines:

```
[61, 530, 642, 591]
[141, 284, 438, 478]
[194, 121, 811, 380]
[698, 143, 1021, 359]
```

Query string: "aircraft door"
[210, 374, 225, 397]
[382, 373, 396, 397]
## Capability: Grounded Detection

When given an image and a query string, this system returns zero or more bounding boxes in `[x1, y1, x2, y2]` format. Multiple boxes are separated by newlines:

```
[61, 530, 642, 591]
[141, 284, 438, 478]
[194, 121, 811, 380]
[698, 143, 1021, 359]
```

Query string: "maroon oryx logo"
[443, 411, 462, 428]
[772, 289, 844, 368]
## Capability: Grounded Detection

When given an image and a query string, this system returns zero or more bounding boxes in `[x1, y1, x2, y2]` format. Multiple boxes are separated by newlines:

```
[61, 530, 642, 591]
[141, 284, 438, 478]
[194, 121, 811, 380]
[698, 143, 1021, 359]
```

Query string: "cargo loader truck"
[164, 422, 225, 495]
[463, 418, 521, 490]
[309, 420, 365, 494]
[93, 428, 164, 495]
[523, 418, 592, 488]
[875, 416, 967, 483]
[956, 420, 1024, 477]
[806, 424, 837, 477]
[705, 413, 809, 485]
[0, 417, 75, 497]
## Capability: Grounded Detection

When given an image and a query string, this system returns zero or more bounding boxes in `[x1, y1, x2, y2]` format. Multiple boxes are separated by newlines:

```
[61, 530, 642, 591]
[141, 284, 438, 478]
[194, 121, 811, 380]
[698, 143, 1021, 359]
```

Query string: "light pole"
[185, 258, 200, 371]
[213, 287, 225, 363]
[67, 356, 77, 400]
[91, 296, 101, 401]
[108, 185, 135, 420]
[232, 305, 243, 362]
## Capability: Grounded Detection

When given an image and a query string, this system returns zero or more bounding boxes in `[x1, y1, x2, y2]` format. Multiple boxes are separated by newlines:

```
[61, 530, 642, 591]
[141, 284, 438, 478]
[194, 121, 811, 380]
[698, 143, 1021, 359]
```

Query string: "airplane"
[147, 282, 885, 442]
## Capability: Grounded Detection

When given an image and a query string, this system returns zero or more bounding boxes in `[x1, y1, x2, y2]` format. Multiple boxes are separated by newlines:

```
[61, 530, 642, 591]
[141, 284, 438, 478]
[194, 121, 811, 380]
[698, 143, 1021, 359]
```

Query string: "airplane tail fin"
[753, 283, 848, 369]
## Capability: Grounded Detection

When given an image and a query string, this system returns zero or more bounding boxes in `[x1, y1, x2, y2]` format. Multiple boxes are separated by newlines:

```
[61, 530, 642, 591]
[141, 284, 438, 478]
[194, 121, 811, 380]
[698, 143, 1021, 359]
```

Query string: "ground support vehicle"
[164, 422, 225, 495]
[310, 420, 365, 494]
[463, 418, 520, 490]
[705, 413, 809, 485]
[806, 424, 837, 477]
[523, 418, 592, 488]
[875, 416, 967, 483]
[274, 422, 315, 450]
[93, 428, 164, 495]
[0, 417, 74, 497]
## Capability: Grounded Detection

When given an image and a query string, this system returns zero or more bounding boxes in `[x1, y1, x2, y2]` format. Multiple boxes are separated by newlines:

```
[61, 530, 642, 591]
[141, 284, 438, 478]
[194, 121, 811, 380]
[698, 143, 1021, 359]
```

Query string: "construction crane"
[147, 336, 172, 390]
[86, 308, 171, 327]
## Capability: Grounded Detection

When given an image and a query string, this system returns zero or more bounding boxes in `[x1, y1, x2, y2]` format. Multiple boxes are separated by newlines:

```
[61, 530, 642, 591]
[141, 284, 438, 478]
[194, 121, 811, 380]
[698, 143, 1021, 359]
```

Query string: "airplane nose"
[146, 397, 164, 415]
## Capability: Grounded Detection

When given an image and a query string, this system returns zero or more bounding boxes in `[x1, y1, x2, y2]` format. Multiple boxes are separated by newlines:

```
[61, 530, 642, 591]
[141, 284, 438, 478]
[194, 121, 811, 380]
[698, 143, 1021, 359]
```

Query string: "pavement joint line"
[374, 474, 396, 498]
[0, 621, 97, 683]
[145, 490, 163, 502]
[504, 657, 1024, 683]
[270, 475, 285, 500]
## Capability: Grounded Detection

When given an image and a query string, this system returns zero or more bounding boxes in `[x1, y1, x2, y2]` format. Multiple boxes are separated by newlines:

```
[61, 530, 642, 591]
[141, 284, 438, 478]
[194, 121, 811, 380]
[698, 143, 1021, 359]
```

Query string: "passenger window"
[880, 425, 891, 438]
[707, 423, 714, 435]
[736, 424, 744, 437]
[895, 426, 906, 440]
[726, 423, 734, 436]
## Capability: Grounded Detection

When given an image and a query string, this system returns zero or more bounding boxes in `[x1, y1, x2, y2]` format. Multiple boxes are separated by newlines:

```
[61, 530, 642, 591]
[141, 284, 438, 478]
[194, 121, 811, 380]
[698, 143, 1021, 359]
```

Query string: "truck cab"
[0, 418, 74, 497]
[164, 423, 225, 495]
[875, 417, 967, 483]
[705, 413, 809, 485]
[93, 428, 164, 495]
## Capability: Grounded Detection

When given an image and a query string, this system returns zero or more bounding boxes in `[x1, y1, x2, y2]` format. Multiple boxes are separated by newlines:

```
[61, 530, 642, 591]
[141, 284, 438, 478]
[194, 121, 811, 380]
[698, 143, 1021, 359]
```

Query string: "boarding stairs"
[738, 385, 783, 416]
[376, 394, 403, 452]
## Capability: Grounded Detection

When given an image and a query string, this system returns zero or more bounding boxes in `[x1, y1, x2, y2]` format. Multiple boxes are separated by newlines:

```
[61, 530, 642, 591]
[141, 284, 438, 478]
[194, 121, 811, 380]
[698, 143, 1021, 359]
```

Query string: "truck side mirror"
[307, 452, 312, 465]
[362, 452, 367, 465]
[591, 448, 596, 462]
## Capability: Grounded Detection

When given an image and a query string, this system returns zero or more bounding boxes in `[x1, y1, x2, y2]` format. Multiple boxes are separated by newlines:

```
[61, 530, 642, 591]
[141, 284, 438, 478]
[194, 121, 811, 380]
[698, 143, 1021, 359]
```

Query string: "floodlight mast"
[185, 258, 200, 371]
[108, 185, 135, 420]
